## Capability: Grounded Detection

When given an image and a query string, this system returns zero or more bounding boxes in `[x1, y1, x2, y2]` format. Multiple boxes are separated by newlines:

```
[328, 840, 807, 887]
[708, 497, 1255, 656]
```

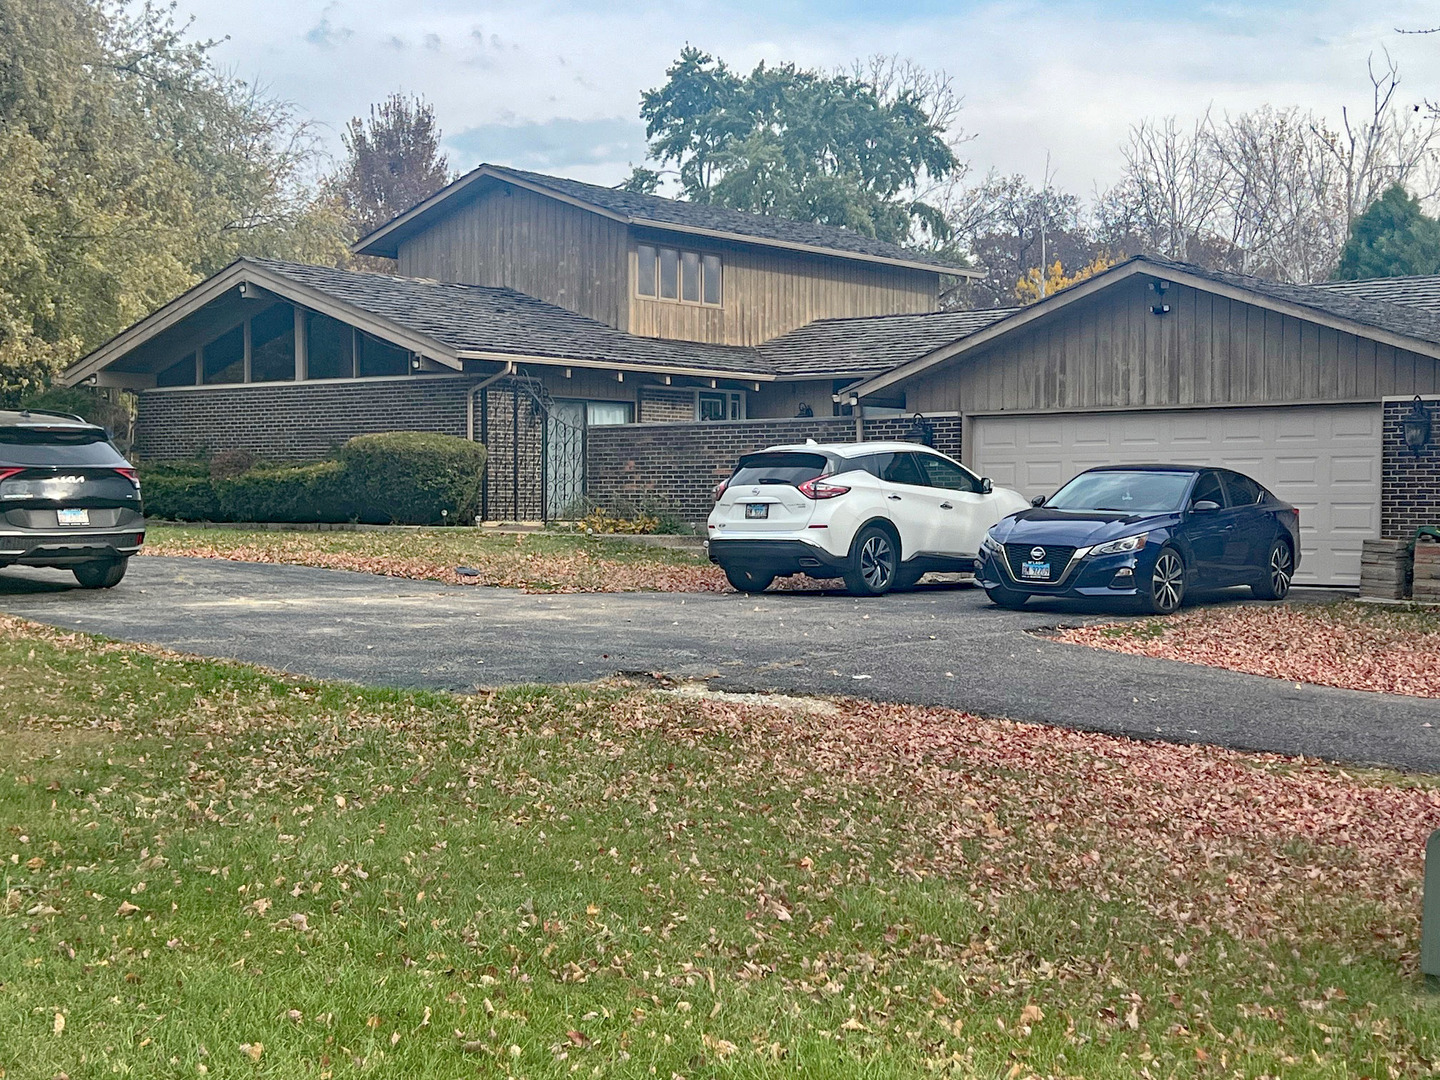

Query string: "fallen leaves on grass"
[1057, 602, 1440, 697]
[142, 533, 729, 593]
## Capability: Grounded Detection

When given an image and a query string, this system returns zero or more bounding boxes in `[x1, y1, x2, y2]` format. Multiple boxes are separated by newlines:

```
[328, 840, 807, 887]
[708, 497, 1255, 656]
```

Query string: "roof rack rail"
[16, 408, 90, 424]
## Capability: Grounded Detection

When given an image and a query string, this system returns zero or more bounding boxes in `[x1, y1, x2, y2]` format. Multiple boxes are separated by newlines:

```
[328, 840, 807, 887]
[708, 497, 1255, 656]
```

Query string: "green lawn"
[3, 614, 1439, 1077]
[142, 523, 725, 592]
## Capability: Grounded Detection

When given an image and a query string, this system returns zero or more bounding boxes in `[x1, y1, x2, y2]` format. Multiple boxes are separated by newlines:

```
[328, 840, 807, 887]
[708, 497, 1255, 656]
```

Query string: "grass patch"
[141, 524, 724, 592]
[1061, 600, 1440, 697]
[2, 615, 1439, 1077]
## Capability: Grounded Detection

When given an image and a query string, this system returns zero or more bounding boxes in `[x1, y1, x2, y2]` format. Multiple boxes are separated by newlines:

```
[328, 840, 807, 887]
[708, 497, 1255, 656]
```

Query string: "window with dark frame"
[249, 304, 296, 383]
[306, 312, 353, 380]
[636, 244, 722, 306]
[201, 325, 245, 384]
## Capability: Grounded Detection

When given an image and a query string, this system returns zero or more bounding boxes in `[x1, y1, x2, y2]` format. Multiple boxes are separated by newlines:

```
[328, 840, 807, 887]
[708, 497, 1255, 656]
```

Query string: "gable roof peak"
[352, 162, 976, 276]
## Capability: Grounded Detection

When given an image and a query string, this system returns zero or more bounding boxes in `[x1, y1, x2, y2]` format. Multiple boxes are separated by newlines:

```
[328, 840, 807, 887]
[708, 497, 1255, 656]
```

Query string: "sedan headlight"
[1091, 532, 1149, 556]
[980, 534, 1003, 555]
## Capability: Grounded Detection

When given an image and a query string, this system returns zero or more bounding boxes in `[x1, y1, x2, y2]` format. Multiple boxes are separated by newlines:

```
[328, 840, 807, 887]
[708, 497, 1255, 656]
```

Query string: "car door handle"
[887, 494, 902, 501]
[940, 502, 954, 510]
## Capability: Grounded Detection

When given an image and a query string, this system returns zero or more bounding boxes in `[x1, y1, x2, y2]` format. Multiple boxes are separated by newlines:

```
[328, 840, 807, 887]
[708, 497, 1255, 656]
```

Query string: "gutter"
[468, 361, 515, 442]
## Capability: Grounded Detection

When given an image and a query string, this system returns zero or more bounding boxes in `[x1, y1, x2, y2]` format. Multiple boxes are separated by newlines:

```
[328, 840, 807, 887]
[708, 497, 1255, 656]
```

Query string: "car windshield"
[1045, 470, 1193, 513]
[730, 452, 828, 487]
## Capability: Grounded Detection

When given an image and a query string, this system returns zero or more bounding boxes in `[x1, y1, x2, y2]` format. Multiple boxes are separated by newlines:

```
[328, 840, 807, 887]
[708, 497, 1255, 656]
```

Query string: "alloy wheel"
[1151, 550, 1184, 613]
[860, 533, 895, 589]
[1269, 543, 1293, 598]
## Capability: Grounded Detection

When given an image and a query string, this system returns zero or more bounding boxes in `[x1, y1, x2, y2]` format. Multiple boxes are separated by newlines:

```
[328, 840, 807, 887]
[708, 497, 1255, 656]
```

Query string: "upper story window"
[636, 244, 722, 306]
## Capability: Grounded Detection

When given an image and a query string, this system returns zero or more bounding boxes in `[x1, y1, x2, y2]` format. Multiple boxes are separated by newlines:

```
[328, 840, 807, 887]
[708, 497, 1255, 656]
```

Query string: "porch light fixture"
[1404, 395, 1433, 457]
[1150, 278, 1170, 316]
[907, 412, 935, 447]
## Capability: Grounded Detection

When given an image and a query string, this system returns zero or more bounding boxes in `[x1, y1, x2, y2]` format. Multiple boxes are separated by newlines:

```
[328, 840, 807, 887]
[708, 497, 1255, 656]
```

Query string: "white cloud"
[179, 0, 1440, 193]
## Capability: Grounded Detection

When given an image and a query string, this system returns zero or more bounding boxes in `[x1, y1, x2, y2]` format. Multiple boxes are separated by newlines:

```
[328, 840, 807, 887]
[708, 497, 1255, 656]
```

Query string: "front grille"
[1005, 543, 1078, 583]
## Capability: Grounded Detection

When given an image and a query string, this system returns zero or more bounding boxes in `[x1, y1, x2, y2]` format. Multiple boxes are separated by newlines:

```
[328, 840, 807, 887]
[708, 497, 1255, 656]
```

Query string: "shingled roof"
[757, 307, 1015, 377]
[254, 260, 765, 375]
[1310, 274, 1440, 313]
[353, 163, 973, 275]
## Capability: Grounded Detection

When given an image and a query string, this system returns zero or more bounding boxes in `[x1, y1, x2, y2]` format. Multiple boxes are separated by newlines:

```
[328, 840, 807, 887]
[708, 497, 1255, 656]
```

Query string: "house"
[63, 170, 1439, 585]
[63, 163, 984, 519]
[838, 255, 1440, 586]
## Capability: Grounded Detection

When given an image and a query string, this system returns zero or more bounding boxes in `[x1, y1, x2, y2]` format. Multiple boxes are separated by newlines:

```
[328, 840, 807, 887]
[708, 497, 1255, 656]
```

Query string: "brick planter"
[1415, 537, 1440, 604]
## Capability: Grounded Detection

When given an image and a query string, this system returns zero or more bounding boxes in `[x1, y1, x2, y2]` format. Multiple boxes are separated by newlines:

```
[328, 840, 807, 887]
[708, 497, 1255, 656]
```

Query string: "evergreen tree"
[1331, 184, 1440, 280]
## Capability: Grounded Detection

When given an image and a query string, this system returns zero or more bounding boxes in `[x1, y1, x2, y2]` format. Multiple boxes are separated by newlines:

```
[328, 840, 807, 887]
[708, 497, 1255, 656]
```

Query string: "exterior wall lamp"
[1150, 278, 1170, 316]
[1404, 395, 1433, 457]
[907, 412, 935, 447]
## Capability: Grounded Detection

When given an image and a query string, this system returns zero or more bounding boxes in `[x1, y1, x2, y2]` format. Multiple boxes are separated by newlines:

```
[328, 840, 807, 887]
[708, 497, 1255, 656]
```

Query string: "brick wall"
[637, 386, 694, 423]
[135, 377, 473, 462]
[586, 413, 962, 524]
[1383, 396, 1440, 539]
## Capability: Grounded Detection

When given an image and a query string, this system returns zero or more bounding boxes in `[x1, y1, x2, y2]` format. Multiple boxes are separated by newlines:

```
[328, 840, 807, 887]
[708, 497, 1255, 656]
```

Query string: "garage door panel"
[971, 405, 1381, 586]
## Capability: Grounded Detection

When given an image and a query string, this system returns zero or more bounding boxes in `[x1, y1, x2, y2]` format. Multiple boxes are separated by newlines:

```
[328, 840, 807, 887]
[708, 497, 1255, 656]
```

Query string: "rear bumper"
[0, 528, 145, 566]
[707, 538, 849, 577]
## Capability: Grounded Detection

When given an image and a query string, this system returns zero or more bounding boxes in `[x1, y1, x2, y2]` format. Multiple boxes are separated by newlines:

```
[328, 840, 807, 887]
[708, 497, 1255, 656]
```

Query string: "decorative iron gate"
[477, 376, 586, 523]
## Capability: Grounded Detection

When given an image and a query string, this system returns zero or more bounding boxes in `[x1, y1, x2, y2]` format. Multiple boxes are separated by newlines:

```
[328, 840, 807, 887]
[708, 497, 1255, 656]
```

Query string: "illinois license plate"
[56, 508, 90, 527]
[745, 503, 768, 520]
[1021, 561, 1051, 580]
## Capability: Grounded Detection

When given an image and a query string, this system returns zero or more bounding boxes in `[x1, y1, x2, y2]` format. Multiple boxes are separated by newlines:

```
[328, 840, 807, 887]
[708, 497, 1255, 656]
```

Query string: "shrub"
[339, 432, 487, 525]
[140, 471, 220, 522]
[208, 449, 257, 480]
[214, 462, 354, 523]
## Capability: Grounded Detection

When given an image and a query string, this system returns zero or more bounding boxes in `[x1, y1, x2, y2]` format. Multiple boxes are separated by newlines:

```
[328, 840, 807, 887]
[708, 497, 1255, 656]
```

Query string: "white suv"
[707, 441, 1029, 595]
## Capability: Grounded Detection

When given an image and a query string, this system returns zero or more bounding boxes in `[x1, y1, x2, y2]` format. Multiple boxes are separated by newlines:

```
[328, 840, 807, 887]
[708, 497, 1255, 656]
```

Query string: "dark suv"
[0, 409, 145, 588]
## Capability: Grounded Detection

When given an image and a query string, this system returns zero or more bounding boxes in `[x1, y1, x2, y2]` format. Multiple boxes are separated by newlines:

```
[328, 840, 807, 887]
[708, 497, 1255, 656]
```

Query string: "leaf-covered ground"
[1057, 600, 1440, 698]
[142, 524, 731, 593]
[3, 615, 1439, 1077]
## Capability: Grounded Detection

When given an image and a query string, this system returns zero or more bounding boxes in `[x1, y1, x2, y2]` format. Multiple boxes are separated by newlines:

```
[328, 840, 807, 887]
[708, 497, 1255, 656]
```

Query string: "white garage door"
[969, 405, 1381, 586]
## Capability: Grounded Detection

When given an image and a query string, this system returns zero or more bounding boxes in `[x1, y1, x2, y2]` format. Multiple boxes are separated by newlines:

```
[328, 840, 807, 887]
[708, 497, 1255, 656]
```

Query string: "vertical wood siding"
[902, 278, 1440, 414]
[395, 185, 630, 330]
[627, 236, 936, 346]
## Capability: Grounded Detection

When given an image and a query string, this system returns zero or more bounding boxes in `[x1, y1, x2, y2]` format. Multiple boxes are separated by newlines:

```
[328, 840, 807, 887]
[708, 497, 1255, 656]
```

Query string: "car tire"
[1143, 546, 1186, 615]
[984, 583, 1030, 609]
[1250, 539, 1294, 601]
[73, 557, 128, 590]
[843, 524, 899, 596]
[725, 567, 774, 594]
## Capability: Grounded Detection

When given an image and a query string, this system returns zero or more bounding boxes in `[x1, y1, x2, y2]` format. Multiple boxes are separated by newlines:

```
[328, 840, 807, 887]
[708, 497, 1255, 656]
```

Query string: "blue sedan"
[976, 465, 1302, 614]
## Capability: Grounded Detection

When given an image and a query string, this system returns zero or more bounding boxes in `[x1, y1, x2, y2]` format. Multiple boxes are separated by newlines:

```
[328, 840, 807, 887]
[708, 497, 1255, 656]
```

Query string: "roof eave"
[456, 349, 777, 382]
[352, 163, 979, 277]
[62, 261, 465, 386]
[849, 257, 1440, 399]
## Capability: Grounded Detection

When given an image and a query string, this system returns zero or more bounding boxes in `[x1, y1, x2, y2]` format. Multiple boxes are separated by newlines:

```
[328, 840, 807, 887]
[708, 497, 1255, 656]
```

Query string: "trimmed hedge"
[339, 432, 487, 525]
[140, 433, 488, 526]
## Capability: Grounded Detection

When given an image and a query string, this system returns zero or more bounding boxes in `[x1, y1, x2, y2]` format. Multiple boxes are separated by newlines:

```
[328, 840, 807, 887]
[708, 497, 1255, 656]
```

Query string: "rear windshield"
[730, 452, 828, 487]
[0, 426, 126, 467]
[1046, 470, 1194, 514]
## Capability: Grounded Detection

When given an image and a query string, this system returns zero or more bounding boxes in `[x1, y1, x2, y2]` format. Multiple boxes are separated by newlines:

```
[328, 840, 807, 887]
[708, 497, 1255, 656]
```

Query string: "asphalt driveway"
[2, 557, 1437, 772]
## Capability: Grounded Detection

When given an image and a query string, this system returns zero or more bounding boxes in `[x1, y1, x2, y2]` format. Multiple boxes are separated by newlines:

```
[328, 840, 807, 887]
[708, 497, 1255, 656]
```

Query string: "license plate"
[1021, 561, 1051, 580]
[56, 508, 90, 527]
[745, 503, 769, 520]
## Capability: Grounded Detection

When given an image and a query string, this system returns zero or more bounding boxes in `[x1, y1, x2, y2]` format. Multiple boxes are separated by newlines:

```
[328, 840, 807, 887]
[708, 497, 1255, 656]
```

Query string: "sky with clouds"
[178, 0, 1440, 197]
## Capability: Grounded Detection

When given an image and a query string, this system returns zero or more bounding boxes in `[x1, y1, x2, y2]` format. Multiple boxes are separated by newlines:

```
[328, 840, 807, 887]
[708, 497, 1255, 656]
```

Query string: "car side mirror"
[1030, 494, 1046, 507]
[1191, 499, 1221, 512]
[980, 477, 993, 494]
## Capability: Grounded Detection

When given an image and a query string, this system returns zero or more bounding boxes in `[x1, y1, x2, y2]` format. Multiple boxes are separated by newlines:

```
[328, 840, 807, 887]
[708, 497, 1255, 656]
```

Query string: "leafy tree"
[944, 174, 1108, 309]
[332, 93, 452, 239]
[1015, 254, 1118, 305]
[620, 166, 663, 195]
[1331, 183, 1440, 279]
[637, 48, 965, 245]
[0, 0, 347, 404]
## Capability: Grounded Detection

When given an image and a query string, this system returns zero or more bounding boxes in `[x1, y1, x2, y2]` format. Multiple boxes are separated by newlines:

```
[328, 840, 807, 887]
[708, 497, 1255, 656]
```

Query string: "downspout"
[468, 361, 515, 441]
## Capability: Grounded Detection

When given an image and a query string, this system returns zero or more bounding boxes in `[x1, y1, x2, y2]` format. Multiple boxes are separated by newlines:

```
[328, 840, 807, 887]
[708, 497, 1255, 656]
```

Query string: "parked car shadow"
[0, 567, 83, 594]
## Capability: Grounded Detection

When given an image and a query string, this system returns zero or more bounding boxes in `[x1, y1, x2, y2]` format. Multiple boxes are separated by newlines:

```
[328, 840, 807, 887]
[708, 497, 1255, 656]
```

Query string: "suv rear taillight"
[797, 477, 850, 500]
[712, 479, 729, 502]
[114, 467, 140, 489]
[0, 468, 22, 484]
